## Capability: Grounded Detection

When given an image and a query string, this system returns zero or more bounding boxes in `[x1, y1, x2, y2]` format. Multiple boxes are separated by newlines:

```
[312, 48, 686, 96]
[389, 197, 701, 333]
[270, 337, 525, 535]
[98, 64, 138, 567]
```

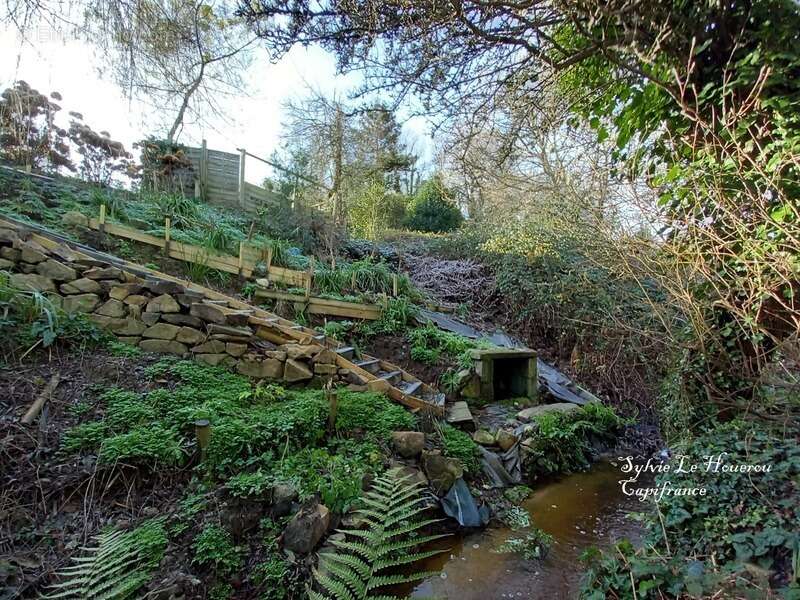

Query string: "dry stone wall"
[0, 225, 352, 386]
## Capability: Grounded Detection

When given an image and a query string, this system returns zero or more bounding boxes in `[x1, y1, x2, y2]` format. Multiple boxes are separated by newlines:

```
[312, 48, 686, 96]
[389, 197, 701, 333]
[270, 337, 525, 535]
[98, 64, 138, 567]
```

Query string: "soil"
[358, 333, 458, 388]
[0, 347, 301, 599]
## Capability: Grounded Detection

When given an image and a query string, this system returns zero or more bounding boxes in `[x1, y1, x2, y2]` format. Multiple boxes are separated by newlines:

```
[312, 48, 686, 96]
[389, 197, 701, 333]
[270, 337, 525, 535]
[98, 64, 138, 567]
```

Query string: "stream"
[408, 462, 649, 599]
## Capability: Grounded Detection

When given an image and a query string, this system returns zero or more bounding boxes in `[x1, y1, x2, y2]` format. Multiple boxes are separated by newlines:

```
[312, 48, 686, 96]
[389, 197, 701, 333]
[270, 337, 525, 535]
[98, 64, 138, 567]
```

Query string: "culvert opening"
[492, 356, 532, 401]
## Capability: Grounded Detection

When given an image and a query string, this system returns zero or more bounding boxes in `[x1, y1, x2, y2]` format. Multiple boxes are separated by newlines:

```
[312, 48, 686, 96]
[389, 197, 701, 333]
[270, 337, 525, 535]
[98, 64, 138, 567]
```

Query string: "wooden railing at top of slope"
[0, 215, 445, 415]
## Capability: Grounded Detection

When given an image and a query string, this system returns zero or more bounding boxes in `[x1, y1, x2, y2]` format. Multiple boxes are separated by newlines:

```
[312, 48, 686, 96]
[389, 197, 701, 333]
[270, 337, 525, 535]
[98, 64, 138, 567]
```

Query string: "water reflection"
[409, 462, 649, 600]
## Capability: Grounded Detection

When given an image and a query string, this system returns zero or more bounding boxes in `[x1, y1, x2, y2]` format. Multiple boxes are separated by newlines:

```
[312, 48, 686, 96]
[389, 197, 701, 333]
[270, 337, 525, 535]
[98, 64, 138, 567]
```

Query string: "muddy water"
[409, 462, 649, 600]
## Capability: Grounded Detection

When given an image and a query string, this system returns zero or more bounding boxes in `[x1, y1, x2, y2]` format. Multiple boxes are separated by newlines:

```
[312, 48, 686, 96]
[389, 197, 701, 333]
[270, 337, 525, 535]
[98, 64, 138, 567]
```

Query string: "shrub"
[582, 420, 800, 598]
[404, 176, 463, 233]
[61, 421, 108, 453]
[437, 423, 481, 473]
[99, 425, 184, 466]
[192, 525, 242, 575]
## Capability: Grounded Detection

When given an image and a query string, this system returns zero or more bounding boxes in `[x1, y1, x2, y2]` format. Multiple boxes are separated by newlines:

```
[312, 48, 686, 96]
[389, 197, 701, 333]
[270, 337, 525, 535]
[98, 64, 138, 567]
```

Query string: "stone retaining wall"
[0, 225, 352, 386]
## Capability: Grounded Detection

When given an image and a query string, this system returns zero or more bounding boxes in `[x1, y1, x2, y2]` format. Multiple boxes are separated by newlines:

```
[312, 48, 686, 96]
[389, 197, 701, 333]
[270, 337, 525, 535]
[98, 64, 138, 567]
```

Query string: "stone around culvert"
[282, 504, 330, 554]
[421, 451, 465, 496]
[496, 430, 519, 451]
[271, 485, 298, 518]
[472, 430, 496, 446]
[392, 431, 426, 458]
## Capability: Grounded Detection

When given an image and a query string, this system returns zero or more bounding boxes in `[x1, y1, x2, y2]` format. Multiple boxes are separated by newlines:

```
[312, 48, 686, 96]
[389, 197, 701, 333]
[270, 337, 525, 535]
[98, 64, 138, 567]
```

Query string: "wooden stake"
[326, 387, 338, 434]
[265, 247, 273, 272]
[98, 204, 106, 234]
[164, 217, 171, 255]
[392, 274, 398, 297]
[237, 241, 244, 280]
[305, 257, 314, 300]
[21, 374, 60, 425]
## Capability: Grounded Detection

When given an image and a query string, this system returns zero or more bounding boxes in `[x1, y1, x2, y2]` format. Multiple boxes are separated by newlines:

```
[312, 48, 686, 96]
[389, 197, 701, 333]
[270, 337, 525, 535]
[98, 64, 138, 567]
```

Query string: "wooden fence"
[88, 204, 391, 320]
[185, 141, 285, 213]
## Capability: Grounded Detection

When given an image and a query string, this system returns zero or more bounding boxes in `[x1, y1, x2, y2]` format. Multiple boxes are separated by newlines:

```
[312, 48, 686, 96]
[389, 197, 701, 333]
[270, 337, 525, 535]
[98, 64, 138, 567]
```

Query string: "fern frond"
[43, 520, 166, 600]
[311, 468, 450, 600]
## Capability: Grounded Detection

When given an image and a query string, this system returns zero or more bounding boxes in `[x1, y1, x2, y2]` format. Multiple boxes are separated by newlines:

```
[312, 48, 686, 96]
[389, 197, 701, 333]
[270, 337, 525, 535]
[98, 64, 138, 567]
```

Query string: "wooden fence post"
[238, 148, 246, 209]
[305, 257, 315, 300]
[392, 274, 398, 297]
[237, 241, 245, 280]
[265, 246, 273, 272]
[200, 139, 208, 201]
[99, 204, 106, 234]
[164, 217, 171, 255]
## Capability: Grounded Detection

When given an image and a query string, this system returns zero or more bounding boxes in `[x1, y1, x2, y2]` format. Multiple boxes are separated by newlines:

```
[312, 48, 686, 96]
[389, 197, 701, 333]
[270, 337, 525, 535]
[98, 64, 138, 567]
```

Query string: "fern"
[309, 468, 447, 600]
[44, 519, 167, 599]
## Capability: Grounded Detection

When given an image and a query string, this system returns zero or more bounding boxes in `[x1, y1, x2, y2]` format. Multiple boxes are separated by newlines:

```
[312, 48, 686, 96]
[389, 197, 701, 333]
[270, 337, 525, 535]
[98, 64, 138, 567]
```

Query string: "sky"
[0, 20, 435, 185]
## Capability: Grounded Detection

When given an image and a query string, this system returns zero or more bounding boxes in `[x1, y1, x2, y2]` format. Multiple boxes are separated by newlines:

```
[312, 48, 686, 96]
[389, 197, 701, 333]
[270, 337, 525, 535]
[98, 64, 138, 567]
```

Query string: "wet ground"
[409, 462, 650, 600]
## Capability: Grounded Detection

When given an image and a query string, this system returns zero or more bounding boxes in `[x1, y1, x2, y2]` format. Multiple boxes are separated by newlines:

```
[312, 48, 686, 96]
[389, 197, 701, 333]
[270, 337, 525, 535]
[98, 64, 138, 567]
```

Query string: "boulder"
[123, 294, 149, 307]
[60, 277, 102, 295]
[83, 266, 123, 281]
[139, 339, 188, 355]
[145, 294, 181, 314]
[207, 323, 253, 338]
[389, 463, 429, 487]
[9, 273, 55, 292]
[516, 403, 580, 422]
[366, 379, 392, 394]
[392, 431, 425, 458]
[111, 318, 147, 336]
[19, 244, 48, 264]
[282, 504, 330, 554]
[0, 247, 21, 261]
[283, 343, 323, 360]
[176, 327, 206, 345]
[189, 303, 226, 324]
[191, 340, 227, 354]
[421, 451, 464, 496]
[264, 350, 287, 361]
[142, 323, 181, 340]
[109, 284, 142, 301]
[312, 349, 338, 365]
[237, 358, 284, 379]
[0, 257, 13, 269]
[62, 210, 90, 227]
[313, 363, 338, 376]
[18, 263, 36, 273]
[95, 299, 127, 318]
[117, 336, 141, 346]
[142, 312, 160, 325]
[161, 313, 205, 328]
[144, 280, 184, 296]
[36, 259, 76, 281]
[176, 292, 205, 308]
[0, 228, 20, 245]
[89, 314, 126, 330]
[496, 430, 519, 452]
[472, 430, 496, 446]
[195, 353, 229, 367]
[271, 484, 298, 518]
[62, 293, 100, 313]
[225, 343, 247, 357]
[224, 311, 252, 327]
[283, 359, 313, 382]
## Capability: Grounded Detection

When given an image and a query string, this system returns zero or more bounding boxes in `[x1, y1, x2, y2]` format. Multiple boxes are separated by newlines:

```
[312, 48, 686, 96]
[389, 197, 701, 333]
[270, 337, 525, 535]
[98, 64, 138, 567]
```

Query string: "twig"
[20, 373, 60, 425]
